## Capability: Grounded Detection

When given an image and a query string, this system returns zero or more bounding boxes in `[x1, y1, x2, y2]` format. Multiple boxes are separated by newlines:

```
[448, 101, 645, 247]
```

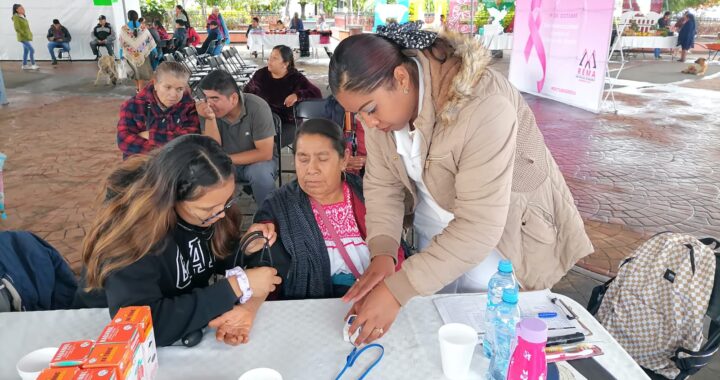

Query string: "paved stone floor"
[1, 50, 719, 378]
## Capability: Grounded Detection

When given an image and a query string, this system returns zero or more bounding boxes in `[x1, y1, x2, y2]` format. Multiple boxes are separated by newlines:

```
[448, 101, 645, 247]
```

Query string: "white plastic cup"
[438, 323, 478, 380]
[16, 347, 58, 380]
[238, 368, 283, 380]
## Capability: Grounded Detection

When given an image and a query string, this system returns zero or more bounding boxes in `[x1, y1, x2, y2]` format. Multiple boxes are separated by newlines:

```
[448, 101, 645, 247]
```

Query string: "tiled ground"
[5, 55, 719, 276]
[1, 47, 719, 378]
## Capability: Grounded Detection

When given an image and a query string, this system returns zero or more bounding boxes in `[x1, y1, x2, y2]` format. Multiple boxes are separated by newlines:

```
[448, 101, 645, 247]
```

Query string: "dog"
[681, 58, 707, 76]
[94, 55, 118, 86]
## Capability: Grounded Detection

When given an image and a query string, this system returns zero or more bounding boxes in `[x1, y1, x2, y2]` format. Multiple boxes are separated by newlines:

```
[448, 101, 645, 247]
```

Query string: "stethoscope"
[335, 343, 385, 380]
[233, 230, 273, 268]
[234, 231, 385, 379]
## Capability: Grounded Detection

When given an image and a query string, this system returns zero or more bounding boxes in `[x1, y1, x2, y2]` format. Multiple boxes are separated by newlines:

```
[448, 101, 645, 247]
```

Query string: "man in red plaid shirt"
[117, 62, 200, 158]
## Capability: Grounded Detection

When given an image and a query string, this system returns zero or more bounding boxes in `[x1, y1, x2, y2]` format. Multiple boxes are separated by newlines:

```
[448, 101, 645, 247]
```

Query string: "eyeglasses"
[199, 194, 241, 225]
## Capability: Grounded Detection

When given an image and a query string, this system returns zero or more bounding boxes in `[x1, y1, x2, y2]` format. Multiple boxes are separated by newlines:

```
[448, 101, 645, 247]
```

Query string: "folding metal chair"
[293, 99, 328, 130]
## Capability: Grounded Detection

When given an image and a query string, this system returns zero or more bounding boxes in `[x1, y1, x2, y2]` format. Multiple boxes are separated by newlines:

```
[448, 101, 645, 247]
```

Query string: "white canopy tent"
[0, 0, 141, 61]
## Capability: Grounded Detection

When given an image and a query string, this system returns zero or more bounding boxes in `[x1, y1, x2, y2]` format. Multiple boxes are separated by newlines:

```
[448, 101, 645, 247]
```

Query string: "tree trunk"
[284, 0, 291, 19]
[301, 3, 307, 19]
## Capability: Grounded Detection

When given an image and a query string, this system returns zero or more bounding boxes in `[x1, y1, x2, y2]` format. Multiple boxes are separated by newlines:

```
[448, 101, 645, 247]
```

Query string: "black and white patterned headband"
[376, 21, 437, 50]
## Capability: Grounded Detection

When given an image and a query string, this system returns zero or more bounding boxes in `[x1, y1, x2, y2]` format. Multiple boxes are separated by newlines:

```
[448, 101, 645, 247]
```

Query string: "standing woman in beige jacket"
[329, 22, 593, 345]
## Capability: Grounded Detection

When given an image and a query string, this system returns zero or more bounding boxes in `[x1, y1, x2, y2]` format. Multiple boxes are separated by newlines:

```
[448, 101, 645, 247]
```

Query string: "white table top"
[247, 33, 329, 51]
[475, 34, 515, 50]
[0, 293, 647, 379]
[620, 36, 678, 49]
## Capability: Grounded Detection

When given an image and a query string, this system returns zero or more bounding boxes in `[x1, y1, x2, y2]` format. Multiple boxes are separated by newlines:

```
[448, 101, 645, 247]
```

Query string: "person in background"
[154, 20, 170, 41]
[439, 14, 446, 29]
[117, 62, 199, 158]
[0, 65, 9, 106]
[275, 20, 286, 31]
[90, 15, 115, 59]
[329, 25, 592, 345]
[197, 20, 221, 55]
[207, 7, 228, 42]
[12, 4, 38, 70]
[317, 15, 328, 31]
[175, 4, 190, 27]
[142, 18, 159, 45]
[248, 119, 402, 299]
[246, 17, 262, 58]
[74, 134, 282, 347]
[141, 18, 161, 70]
[677, 11, 697, 63]
[187, 24, 201, 47]
[120, 10, 156, 92]
[323, 95, 367, 174]
[171, 19, 188, 52]
[654, 11, 671, 59]
[196, 70, 278, 207]
[247, 16, 262, 36]
[47, 19, 72, 65]
[244, 45, 321, 134]
[290, 12, 304, 31]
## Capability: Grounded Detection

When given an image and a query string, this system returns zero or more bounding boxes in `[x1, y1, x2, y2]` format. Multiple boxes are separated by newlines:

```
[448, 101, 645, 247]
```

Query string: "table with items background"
[0, 293, 648, 379]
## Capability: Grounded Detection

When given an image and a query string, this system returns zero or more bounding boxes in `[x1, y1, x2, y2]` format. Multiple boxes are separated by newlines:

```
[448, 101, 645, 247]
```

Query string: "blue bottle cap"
[498, 259, 513, 273]
[502, 288, 518, 304]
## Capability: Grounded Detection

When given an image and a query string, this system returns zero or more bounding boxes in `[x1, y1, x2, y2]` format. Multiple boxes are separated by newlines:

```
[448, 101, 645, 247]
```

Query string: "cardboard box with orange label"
[74, 367, 119, 380]
[50, 340, 95, 368]
[110, 306, 157, 380]
[83, 343, 139, 380]
[37, 367, 79, 380]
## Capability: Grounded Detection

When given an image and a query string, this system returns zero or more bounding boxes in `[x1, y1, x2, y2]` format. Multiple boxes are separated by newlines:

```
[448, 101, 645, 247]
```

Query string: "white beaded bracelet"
[226, 266, 253, 304]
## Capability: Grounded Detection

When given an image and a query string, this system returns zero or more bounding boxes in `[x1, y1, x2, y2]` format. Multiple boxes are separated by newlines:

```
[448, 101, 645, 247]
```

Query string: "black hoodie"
[74, 220, 239, 346]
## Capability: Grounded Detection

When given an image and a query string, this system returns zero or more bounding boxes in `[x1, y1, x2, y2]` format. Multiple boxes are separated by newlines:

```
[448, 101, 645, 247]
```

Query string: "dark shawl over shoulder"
[254, 174, 365, 299]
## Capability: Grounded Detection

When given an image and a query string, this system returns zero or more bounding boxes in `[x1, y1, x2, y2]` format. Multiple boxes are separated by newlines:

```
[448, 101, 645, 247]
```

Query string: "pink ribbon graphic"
[523, 0, 547, 92]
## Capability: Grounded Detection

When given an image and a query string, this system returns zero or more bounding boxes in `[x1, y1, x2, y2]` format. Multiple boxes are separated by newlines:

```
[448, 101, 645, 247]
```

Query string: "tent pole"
[122, 0, 127, 25]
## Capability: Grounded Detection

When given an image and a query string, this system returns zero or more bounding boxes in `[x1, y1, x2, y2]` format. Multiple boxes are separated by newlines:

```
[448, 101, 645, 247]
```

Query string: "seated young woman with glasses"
[73, 135, 281, 347]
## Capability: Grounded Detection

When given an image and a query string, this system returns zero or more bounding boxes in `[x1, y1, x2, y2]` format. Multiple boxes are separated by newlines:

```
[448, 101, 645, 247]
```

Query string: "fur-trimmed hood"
[407, 31, 492, 126]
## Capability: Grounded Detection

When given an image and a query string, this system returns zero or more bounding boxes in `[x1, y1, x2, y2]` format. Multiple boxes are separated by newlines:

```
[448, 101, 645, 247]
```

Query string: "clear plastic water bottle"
[483, 259, 518, 358]
[488, 288, 521, 380]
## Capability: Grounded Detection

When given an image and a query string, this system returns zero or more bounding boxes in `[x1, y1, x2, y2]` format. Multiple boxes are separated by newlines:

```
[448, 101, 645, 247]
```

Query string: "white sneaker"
[30, 64, 39, 70]
[21, 64, 30, 70]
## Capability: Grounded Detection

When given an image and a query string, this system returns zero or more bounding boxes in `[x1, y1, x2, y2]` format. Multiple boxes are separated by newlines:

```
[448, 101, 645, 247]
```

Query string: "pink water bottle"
[507, 318, 548, 380]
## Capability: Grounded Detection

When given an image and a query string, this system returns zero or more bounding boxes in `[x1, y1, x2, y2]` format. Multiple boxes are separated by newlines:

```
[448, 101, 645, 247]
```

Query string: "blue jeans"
[235, 159, 278, 207]
[20, 41, 35, 65]
[654, 48, 661, 58]
[48, 42, 70, 61]
[0, 65, 8, 105]
[212, 44, 222, 56]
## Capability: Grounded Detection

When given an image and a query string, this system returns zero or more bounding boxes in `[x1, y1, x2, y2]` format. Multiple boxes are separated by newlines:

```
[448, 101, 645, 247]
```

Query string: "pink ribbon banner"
[509, 0, 615, 113]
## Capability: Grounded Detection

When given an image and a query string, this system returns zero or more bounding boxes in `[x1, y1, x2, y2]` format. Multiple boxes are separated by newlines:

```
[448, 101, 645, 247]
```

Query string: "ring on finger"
[373, 327, 384, 335]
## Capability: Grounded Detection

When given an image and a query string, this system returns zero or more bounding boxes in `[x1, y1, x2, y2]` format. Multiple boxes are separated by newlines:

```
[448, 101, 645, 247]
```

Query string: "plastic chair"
[54, 47, 72, 62]
[293, 99, 328, 130]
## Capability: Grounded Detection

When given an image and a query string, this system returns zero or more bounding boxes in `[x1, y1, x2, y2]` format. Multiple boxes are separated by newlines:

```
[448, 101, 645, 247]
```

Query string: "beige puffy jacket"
[364, 33, 594, 305]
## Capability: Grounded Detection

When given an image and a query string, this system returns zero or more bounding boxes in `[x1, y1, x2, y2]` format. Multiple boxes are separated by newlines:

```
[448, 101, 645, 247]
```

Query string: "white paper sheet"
[432, 290, 585, 338]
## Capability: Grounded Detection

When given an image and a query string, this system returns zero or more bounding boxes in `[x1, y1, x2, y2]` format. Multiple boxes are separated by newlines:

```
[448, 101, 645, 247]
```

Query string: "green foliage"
[475, 5, 490, 28]
[311, 0, 336, 14]
[141, 0, 175, 24]
[668, 0, 720, 12]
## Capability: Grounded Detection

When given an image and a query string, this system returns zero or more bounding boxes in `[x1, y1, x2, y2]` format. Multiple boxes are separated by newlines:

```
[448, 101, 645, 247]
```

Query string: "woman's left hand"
[284, 93, 299, 107]
[208, 304, 256, 346]
[342, 255, 395, 304]
[347, 282, 401, 346]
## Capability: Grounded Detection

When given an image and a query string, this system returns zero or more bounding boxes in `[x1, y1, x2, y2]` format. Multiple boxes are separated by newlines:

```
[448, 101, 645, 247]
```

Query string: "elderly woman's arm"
[292, 73, 322, 102]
